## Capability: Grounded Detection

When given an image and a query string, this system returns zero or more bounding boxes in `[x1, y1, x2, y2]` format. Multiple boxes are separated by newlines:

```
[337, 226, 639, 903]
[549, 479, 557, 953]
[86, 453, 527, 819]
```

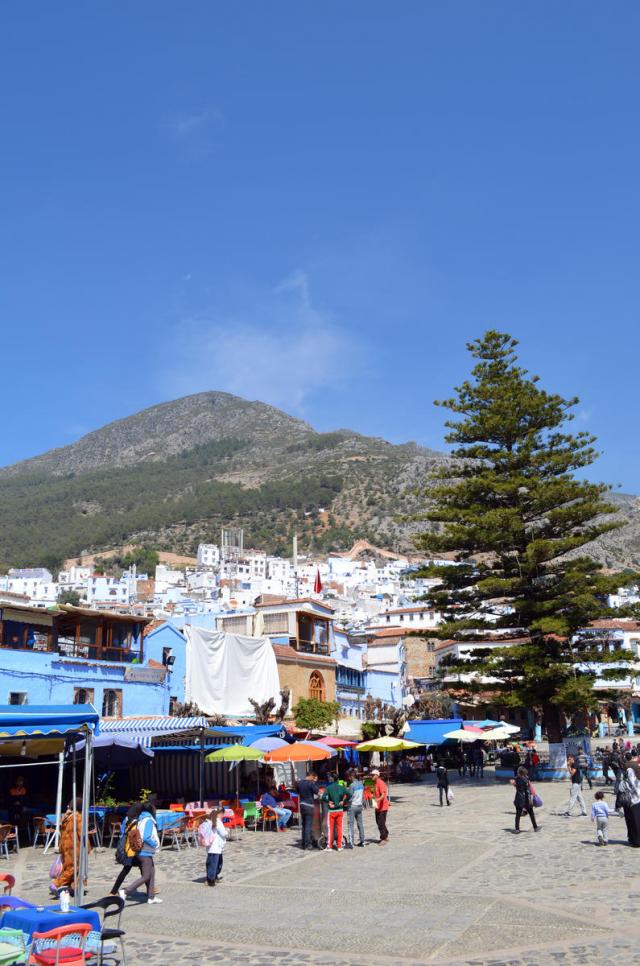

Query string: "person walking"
[322, 773, 350, 851]
[119, 803, 162, 904]
[590, 791, 610, 846]
[563, 756, 587, 817]
[576, 747, 593, 790]
[52, 798, 92, 896]
[474, 746, 485, 779]
[296, 770, 320, 850]
[619, 755, 640, 846]
[345, 769, 365, 847]
[436, 763, 450, 806]
[110, 803, 144, 895]
[199, 807, 228, 886]
[371, 768, 390, 844]
[510, 766, 539, 833]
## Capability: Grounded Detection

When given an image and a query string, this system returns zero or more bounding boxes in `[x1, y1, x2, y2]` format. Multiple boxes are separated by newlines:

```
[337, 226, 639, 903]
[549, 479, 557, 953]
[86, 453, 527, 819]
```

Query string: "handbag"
[532, 793, 543, 808]
[447, 788, 454, 803]
[49, 857, 63, 879]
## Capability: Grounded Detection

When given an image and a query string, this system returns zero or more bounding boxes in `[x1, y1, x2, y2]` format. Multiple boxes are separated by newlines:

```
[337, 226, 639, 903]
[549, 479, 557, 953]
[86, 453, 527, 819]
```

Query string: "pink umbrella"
[318, 736, 357, 748]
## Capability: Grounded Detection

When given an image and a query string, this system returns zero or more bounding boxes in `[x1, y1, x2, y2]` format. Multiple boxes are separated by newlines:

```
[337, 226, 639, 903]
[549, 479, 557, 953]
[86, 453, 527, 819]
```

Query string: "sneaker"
[337, 847, 344, 852]
[118, 889, 127, 902]
[534, 826, 542, 832]
[357, 842, 365, 847]
[216, 875, 224, 882]
[147, 896, 163, 904]
[346, 843, 353, 849]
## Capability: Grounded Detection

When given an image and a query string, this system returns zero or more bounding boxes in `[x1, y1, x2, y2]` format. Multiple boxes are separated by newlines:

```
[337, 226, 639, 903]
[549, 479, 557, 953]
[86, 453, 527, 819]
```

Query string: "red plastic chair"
[28, 922, 92, 966]
[0, 872, 15, 894]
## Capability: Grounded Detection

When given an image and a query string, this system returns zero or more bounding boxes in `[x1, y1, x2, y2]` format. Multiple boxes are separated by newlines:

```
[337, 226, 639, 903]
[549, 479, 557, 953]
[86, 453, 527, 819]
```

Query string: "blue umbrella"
[250, 736, 289, 753]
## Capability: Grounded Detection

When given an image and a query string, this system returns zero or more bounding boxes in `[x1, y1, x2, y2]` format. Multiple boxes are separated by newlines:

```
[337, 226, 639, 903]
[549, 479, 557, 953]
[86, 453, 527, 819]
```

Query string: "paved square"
[9, 775, 640, 965]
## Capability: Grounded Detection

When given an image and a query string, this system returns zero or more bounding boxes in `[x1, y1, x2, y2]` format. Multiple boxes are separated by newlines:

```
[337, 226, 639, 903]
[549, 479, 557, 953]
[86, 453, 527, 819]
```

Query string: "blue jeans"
[206, 852, 223, 883]
[274, 806, 292, 829]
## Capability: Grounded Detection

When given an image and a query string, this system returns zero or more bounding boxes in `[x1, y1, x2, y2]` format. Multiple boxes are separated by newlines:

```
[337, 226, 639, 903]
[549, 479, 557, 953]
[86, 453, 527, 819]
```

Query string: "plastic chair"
[103, 815, 123, 849]
[0, 874, 15, 896]
[82, 895, 126, 966]
[31, 819, 55, 852]
[163, 817, 188, 850]
[242, 803, 259, 830]
[28, 923, 92, 966]
[0, 828, 18, 861]
[260, 807, 278, 832]
[0, 926, 28, 966]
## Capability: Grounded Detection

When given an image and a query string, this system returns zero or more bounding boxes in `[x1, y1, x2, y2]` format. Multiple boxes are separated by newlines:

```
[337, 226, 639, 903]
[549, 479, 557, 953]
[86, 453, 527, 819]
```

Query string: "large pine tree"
[417, 331, 636, 742]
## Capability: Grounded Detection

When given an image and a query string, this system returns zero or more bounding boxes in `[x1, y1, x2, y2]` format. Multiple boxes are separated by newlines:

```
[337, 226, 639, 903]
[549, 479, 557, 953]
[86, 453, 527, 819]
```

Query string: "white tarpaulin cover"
[184, 628, 281, 717]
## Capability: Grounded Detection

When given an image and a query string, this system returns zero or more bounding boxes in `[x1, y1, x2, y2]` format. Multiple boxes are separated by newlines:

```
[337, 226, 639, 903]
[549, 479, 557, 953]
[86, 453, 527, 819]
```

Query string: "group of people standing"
[297, 768, 390, 850]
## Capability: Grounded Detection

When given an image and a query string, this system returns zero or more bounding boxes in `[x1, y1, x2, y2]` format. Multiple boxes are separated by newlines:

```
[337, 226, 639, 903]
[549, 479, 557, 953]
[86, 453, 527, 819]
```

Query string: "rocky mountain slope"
[0, 390, 637, 571]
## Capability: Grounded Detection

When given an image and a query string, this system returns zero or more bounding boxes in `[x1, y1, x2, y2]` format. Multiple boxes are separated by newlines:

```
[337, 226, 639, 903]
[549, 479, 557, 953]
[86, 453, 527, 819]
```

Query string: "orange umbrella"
[264, 741, 333, 763]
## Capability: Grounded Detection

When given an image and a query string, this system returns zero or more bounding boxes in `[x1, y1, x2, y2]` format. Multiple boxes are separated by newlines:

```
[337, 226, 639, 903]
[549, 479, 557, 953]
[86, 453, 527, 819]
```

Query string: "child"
[199, 807, 228, 885]
[436, 763, 450, 807]
[591, 790, 610, 846]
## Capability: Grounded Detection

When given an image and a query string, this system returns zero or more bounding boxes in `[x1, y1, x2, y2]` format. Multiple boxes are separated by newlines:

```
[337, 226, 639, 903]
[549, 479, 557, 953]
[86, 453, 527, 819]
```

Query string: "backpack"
[125, 820, 143, 858]
[618, 771, 634, 809]
[197, 820, 214, 848]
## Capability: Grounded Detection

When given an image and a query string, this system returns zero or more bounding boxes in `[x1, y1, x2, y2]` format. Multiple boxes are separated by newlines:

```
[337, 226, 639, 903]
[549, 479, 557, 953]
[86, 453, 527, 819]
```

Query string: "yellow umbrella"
[355, 736, 424, 752]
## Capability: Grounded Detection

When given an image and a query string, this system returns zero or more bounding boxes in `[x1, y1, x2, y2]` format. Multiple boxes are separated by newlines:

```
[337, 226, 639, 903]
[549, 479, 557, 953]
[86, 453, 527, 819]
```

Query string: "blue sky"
[1, 3, 639, 489]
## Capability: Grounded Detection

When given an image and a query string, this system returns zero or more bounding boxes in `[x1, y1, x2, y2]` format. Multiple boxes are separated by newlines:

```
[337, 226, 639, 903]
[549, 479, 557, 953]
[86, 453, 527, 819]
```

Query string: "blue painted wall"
[0, 648, 170, 717]
[144, 622, 187, 705]
[366, 668, 404, 707]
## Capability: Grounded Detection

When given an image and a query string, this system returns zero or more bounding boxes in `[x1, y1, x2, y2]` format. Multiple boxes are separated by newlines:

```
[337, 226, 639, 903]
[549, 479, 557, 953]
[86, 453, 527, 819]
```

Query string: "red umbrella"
[318, 736, 357, 748]
[313, 568, 323, 594]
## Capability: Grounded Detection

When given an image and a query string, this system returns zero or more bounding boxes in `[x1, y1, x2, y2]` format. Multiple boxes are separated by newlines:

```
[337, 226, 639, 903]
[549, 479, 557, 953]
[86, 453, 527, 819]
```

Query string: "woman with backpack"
[110, 803, 143, 896]
[510, 766, 540, 833]
[118, 803, 162, 904]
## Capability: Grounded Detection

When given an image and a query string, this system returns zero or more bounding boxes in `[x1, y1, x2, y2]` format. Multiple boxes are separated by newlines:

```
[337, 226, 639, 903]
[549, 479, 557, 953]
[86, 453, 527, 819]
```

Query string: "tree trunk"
[542, 702, 564, 743]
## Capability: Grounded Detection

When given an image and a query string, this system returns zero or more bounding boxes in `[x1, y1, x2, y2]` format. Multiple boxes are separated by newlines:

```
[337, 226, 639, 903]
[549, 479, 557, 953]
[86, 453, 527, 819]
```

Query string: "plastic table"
[0, 904, 100, 941]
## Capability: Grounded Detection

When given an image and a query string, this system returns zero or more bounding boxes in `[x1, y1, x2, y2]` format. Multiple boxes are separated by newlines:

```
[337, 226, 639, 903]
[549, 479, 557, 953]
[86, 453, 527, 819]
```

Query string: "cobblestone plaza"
[10, 774, 640, 965]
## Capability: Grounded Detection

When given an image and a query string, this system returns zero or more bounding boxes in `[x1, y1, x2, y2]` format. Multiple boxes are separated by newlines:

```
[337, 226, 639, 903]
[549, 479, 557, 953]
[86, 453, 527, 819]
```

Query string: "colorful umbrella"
[249, 737, 290, 753]
[264, 741, 333, 763]
[205, 745, 263, 762]
[318, 736, 357, 748]
[355, 736, 424, 752]
[205, 744, 264, 802]
[442, 727, 484, 742]
[482, 726, 520, 740]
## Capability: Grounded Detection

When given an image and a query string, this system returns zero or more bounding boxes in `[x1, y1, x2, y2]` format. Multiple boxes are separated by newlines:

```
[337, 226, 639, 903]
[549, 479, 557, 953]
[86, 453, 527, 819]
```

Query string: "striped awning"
[99, 716, 209, 748]
[0, 704, 99, 739]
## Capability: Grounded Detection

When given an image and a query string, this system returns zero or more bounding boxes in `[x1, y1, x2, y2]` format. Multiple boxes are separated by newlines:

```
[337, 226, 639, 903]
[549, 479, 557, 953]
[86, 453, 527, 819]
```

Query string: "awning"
[403, 719, 464, 746]
[0, 704, 99, 739]
[98, 717, 285, 749]
[1, 607, 54, 626]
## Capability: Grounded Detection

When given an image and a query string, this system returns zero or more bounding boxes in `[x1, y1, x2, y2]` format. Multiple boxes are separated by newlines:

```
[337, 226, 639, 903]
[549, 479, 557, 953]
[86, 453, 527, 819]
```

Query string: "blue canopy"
[0, 704, 99, 739]
[212, 725, 288, 747]
[403, 719, 464, 747]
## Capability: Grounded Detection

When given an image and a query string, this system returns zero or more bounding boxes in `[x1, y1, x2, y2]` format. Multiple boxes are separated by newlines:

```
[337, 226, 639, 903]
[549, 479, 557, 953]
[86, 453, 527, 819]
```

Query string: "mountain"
[0, 390, 638, 571]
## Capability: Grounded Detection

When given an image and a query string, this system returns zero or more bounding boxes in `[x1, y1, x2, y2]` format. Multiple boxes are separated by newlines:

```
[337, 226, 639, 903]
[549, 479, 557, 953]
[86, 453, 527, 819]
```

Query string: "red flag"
[313, 568, 323, 594]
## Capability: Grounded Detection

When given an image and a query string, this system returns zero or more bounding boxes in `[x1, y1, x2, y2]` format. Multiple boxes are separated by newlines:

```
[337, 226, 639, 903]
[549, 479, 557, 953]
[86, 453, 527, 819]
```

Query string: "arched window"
[74, 688, 91, 705]
[308, 671, 325, 702]
[102, 689, 122, 717]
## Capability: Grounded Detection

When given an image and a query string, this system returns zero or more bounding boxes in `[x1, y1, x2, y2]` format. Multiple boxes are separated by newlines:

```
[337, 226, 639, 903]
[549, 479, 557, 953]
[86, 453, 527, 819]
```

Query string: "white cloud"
[166, 108, 222, 140]
[164, 272, 361, 411]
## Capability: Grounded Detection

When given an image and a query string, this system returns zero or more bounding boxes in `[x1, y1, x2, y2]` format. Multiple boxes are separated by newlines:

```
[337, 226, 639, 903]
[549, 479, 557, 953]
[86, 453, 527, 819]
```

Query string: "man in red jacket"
[371, 768, 390, 844]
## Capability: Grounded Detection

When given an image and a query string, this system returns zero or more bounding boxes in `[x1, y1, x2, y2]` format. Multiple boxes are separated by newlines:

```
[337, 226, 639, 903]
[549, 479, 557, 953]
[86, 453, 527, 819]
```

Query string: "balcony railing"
[294, 638, 330, 656]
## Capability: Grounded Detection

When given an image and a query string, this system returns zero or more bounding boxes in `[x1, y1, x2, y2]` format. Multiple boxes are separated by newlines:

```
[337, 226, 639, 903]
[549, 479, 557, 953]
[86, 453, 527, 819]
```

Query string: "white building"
[197, 543, 220, 568]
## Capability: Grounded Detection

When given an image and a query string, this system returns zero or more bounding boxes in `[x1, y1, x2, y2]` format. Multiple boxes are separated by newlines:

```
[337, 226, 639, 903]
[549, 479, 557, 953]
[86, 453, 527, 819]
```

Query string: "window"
[427, 642, 435, 652]
[102, 689, 122, 717]
[73, 688, 94, 705]
[169, 695, 178, 715]
[8, 692, 27, 705]
[308, 671, 325, 702]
